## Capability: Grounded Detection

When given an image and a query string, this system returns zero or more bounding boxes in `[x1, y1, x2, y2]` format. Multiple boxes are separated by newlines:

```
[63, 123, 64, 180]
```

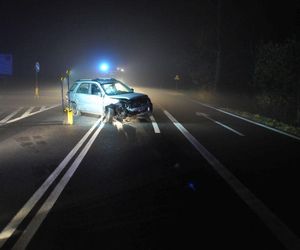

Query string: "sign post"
[60, 76, 65, 111]
[34, 62, 40, 98]
[174, 74, 180, 90]
[66, 69, 70, 108]
[65, 69, 73, 125]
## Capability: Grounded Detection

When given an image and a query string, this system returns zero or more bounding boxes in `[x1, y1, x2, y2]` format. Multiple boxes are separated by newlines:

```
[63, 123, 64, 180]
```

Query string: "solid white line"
[164, 109, 300, 250]
[12, 121, 105, 250]
[5, 104, 60, 124]
[0, 107, 23, 124]
[196, 112, 244, 136]
[192, 100, 300, 141]
[0, 117, 103, 248]
[20, 107, 35, 118]
[150, 115, 160, 133]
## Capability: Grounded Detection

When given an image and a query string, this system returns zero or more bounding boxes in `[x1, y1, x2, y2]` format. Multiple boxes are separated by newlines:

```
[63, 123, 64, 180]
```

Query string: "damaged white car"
[68, 78, 153, 123]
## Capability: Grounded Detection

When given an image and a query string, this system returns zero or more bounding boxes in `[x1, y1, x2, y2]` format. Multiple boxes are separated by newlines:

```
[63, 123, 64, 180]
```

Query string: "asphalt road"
[0, 86, 299, 250]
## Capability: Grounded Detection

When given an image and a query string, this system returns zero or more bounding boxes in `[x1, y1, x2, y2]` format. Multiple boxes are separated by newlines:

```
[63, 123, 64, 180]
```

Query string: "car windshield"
[101, 81, 132, 95]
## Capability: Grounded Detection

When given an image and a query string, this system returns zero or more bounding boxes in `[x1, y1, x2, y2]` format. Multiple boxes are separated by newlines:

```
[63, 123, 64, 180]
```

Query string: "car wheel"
[71, 102, 81, 116]
[106, 107, 114, 123]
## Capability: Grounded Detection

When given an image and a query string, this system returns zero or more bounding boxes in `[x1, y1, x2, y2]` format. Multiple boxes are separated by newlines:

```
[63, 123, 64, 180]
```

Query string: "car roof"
[75, 79, 93, 82]
[75, 78, 118, 84]
[93, 78, 118, 84]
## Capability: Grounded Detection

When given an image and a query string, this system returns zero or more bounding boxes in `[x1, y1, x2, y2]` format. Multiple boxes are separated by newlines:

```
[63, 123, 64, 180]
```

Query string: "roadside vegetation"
[178, 32, 300, 137]
[252, 39, 300, 126]
[182, 38, 300, 137]
[187, 87, 300, 137]
[167, 2, 299, 136]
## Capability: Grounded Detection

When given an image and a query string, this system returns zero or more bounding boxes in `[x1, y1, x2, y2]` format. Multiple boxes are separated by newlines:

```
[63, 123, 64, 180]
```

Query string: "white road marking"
[196, 112, 244, 136]
[0, 107, 23, 124]
[192, 100, 300, 141]
[164, 109, 300, 250]
[150, 115, 160, 133]
[0, 117, 103, 248]
[20, 107, 35, 118]
[112, 119, 124, 131]
[12, 121, 106, 250]
[5, 104, 60, 124]
[39, 106, 46, 111]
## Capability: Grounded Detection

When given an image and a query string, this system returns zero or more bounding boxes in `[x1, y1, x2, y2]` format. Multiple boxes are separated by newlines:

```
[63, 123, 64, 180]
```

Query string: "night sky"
[0, 0, 298, 83]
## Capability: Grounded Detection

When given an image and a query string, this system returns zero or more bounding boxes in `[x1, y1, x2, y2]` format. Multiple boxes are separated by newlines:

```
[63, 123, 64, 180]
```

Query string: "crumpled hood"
[110, 92, 148, 101]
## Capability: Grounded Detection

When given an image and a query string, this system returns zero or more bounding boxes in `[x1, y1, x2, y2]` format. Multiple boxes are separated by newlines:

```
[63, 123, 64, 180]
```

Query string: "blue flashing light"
[99, 63, 109, 72]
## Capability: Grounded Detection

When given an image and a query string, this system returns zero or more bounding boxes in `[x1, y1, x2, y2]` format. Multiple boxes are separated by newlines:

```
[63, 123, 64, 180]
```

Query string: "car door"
[88, 83, 105, 115]
[75, 82, 90, 112]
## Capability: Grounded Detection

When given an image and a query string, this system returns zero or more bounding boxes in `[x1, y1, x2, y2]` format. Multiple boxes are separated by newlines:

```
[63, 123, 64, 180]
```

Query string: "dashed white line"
[12, 120, 106, 250]
[164, 109, 300, 250]
[0, 107, 23, 124]
[150, 115, 160, 133]
[0, 117, 103, 248]
[196, 112, 244, 136]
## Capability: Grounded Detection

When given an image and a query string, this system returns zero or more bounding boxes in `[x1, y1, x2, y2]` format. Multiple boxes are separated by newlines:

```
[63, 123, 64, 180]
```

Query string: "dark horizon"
[1, 0, 298, 84]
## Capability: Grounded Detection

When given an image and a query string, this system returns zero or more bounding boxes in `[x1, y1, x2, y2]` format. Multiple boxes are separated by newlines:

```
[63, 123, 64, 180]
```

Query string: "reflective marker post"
[174, 74, 180, 90]
[34, 62, 40, 98]
[67, 108, 73, 125]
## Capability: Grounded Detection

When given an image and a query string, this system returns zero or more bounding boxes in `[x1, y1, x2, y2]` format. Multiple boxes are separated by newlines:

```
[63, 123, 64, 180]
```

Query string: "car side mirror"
[130, 88, 134, 92]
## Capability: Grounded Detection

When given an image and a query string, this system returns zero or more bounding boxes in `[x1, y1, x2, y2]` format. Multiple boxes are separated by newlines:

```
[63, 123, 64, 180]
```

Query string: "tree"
[253, 39, 300, 124]
[214, 0, 222, 92]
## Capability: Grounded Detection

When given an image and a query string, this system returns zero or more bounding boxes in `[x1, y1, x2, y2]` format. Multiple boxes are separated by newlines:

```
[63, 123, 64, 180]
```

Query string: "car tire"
[106, 107, 114, 123]
[71, 102, 81, 117]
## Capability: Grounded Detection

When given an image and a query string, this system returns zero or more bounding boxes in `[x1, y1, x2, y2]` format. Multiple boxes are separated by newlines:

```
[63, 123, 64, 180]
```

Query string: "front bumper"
[126, 103, 153, 116]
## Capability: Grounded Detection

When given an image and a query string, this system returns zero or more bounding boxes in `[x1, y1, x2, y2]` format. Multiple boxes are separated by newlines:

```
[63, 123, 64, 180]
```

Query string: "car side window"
[70, 82, 78, 91]
[91, 84, 101, 95]
[76, 83, 89, 94]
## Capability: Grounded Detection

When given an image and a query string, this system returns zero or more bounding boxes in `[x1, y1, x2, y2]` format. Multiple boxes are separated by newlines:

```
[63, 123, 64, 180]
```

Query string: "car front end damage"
[108, 95, 153, 122]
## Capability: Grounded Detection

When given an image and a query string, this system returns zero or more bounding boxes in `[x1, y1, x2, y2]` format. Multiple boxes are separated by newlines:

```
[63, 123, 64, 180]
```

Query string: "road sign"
[35, 62, 40, 73]
[0, 54, 13, 75]
[174, 75, 180, 81]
